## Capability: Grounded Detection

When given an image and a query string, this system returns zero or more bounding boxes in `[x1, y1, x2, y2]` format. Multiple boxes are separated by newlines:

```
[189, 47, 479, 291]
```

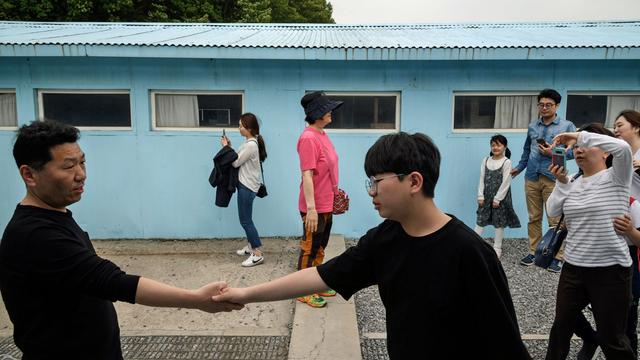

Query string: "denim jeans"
[237, 183, 261, 249]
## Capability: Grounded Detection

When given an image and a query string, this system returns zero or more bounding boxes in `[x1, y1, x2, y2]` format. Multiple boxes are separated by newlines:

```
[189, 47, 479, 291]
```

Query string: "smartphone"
[551, 147, 567, 169]
[222, 129, 226, 138]
[536, 138, 548, 146]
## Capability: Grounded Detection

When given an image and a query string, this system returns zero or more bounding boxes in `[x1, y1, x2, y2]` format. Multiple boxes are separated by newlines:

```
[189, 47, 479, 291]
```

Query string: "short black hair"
[364, 132, 440, 197]
[13, 121, 80, 170]
[538, 89, 562, 104]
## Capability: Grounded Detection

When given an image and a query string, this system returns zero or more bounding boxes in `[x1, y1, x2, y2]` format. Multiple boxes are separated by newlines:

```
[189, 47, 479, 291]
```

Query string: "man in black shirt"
[213, 132, 531, 359]
[0, 121, 242, 360]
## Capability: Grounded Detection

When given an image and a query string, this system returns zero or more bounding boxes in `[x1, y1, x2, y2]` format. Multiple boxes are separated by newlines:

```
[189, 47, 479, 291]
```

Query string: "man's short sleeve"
[317, 228, 378, 300]
[298, 136, 319, 172]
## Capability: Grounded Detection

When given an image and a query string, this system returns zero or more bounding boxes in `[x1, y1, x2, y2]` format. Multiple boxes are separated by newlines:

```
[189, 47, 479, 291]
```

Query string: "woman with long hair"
[221, 113, 267, 267]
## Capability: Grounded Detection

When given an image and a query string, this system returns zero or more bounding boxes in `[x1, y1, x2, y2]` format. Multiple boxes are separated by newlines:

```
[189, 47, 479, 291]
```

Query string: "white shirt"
[477, 157, 512, 205]
[232, 138, 262, 193]
[546, 132, 633, 267]
[631, 148, 640, 200]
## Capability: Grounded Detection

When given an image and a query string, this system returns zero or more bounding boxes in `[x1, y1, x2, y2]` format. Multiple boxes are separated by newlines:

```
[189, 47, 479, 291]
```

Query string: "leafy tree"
[0, 0, 333, 23]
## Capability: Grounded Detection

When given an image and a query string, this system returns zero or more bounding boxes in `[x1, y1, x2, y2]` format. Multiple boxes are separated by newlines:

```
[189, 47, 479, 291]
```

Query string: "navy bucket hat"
[301, 91, 343, 123]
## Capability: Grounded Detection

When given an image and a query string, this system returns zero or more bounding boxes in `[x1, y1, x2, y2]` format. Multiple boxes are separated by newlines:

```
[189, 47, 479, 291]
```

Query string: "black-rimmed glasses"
[365, 173, 405, 195]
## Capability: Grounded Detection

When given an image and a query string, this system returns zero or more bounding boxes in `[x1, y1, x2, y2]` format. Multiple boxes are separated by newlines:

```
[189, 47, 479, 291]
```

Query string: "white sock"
[494, 228, 504, 251]
[474, 225, 484, 236]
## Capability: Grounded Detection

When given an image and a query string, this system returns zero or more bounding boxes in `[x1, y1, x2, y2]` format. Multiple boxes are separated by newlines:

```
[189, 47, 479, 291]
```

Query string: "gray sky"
[330, 0, 640, 24]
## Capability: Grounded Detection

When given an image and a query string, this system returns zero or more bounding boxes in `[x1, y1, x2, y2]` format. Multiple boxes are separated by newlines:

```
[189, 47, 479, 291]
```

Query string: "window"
[322, 92, 399, 130]
[38, 90, 131, 128]
[566, 94, 640, 129]
[453, 93, 538, 131]
[0, 90, 17, 128]
[151, 91, 243, 129]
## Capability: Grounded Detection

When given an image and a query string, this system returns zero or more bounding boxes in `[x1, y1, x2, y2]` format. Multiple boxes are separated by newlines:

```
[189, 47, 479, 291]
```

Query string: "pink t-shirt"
[297, 127, 339, 213]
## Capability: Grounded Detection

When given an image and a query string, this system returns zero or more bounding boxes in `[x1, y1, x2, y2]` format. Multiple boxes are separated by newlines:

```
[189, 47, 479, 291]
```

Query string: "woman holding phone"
[544, 123, 634, 359]
[221, 113, 268, 267]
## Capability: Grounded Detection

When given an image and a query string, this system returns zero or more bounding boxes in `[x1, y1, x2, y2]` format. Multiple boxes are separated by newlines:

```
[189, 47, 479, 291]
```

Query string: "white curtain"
[494, 95, 538, 129]
[605, 95, 640, 127]
[155, 94, 199, 127]
[0, 93, 17, 127]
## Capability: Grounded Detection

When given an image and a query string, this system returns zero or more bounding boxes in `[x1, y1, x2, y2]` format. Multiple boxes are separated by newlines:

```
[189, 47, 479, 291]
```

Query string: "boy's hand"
[613, 214, 635, 235]
[192, 281, 244, 313]
[548, 164, 569, 184]
[212, 287, 250, 305]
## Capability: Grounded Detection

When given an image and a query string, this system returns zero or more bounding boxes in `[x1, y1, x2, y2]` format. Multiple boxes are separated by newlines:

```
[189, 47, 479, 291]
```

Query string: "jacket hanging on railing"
[209, 146, 239, 207]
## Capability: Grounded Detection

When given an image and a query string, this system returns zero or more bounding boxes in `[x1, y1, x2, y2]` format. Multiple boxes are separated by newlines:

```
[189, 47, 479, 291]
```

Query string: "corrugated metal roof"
[0, 21, 639, 49]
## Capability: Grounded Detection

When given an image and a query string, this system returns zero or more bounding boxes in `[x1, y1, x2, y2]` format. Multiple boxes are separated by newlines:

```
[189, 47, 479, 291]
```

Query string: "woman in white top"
[545, 123, 634, 360]
[221, 113, 267, 267]
[614, 110, 640, 200]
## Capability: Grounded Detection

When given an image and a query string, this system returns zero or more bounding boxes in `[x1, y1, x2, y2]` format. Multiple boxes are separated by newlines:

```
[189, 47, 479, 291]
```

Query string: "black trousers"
[546, 262, 634, 360]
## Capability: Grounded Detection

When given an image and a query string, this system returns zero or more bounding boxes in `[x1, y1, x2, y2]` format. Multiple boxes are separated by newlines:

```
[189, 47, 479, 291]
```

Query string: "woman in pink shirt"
[296, 91, 343, 308]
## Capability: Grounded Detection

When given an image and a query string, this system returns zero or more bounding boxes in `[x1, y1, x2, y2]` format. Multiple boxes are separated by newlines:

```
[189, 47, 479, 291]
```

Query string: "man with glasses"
[213, 132, 531, 360]
[511, 89, 576, 272]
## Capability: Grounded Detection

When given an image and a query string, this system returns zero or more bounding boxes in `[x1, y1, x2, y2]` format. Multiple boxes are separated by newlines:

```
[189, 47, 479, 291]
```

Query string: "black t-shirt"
[0, 205, 140, 360]
[317, 216, 531, 360]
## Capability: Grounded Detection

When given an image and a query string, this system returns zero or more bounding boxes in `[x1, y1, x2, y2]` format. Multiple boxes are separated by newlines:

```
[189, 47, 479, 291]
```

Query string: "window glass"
[566, 94, 640, 128]
[324, 94, 398, 130]
[154, 93, 242, 128]
[41, 92, 131, 127]
[453, 94, 537, 130]
[0, 92, 17, 127]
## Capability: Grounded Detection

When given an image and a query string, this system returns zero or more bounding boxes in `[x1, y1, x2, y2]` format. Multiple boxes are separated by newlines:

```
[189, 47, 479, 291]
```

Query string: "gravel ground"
[351, 237, 611, 360]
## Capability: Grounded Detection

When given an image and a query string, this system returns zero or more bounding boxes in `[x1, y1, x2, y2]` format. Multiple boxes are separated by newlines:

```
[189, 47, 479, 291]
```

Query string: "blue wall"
[1, 57, 639, 239]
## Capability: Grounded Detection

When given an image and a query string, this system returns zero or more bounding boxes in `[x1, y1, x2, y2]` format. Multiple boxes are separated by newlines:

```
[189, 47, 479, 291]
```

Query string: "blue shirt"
[514, 115, 576, 181]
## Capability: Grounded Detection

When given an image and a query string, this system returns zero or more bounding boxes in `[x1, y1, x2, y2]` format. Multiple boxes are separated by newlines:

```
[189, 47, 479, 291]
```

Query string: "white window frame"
[320, 91, 401, 133]
[150, 90, 244, 132]
[0, 89, 18, 130]
[451, 92, 539, 134]
[566, 91, 640, 129]
[37, 89, 132, 131]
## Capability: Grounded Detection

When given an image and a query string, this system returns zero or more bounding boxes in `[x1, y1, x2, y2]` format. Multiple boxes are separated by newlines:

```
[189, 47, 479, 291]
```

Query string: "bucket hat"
[301, 91, 343, 122]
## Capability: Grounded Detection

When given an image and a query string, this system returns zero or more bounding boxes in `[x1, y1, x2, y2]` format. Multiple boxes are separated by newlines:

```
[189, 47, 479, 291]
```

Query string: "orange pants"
[298, 212, 333, 270]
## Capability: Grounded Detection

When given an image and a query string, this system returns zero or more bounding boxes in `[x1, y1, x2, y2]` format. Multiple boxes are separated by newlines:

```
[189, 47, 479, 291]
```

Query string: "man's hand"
[633, 159, 640, 169]
[548, 164, 569, 184]
[192, 281, 244, 313]
[538, 142, 552, 156]
[212, 287, 251, 305]
[510, 168, 520, 178]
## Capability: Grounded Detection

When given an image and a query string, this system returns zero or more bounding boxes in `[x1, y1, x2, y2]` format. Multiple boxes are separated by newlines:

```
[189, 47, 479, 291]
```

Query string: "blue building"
[1, 21, 639, 239]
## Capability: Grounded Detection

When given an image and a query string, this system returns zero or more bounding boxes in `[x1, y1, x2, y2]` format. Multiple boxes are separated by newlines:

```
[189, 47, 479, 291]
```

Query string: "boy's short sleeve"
[298, 137, 319, 172]
[316, 228, 378, 300]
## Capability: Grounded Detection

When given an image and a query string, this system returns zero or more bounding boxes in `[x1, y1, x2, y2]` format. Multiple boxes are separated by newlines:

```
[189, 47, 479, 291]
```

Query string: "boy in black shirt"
[214, 132, 531, 359]
[0, 121, 242, 360]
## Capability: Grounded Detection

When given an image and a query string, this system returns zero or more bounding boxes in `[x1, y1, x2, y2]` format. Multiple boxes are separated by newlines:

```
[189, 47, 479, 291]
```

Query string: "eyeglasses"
[537, 102, 556, 109]
[365, 173, 405, 195]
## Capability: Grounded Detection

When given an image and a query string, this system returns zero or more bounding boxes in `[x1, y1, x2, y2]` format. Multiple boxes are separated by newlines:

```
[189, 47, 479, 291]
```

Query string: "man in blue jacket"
[511, 89, 576, 273]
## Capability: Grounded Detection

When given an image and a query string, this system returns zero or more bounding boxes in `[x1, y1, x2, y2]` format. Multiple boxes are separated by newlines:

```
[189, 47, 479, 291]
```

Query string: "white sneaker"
[242, 254, 264, 267]
[236, 245, 251, 256]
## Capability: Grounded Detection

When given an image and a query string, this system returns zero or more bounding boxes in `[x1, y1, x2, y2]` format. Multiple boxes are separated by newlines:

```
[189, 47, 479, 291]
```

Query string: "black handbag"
[534, 215, 567, 269]
[256, 161, 267, 198]
[534, 172, 582, 269]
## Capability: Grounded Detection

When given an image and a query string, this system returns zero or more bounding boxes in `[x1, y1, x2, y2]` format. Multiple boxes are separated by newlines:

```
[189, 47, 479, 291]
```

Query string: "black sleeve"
[317, 227, 378, 300]
[29, 225, 140, 304]
[461, 242, 531, 359]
